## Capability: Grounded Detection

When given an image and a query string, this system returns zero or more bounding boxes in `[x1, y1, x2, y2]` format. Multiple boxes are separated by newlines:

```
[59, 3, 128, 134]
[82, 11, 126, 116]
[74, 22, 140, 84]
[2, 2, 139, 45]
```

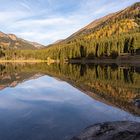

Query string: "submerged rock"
[71, 121, 140, 140]
[134, 99, 140, 108]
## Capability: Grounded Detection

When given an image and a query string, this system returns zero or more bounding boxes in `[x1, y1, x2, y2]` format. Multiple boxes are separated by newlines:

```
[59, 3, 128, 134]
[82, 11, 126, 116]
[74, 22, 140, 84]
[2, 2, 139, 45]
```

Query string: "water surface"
[0, 63, 140, 140]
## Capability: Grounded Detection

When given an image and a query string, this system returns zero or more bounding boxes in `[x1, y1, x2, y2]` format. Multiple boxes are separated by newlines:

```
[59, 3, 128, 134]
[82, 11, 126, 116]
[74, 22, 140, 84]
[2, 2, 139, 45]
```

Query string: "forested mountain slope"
[67, 2, 139, 40]
[45, 2, 140, 60]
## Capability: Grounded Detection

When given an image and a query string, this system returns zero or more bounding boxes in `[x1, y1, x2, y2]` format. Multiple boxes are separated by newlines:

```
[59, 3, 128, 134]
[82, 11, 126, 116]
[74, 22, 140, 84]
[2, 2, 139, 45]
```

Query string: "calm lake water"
[0, 63, 140, 140]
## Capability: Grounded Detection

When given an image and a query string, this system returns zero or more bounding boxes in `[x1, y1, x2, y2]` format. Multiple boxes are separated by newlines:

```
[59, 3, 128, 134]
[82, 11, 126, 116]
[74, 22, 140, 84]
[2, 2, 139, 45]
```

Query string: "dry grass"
[0, 60, 48, 63]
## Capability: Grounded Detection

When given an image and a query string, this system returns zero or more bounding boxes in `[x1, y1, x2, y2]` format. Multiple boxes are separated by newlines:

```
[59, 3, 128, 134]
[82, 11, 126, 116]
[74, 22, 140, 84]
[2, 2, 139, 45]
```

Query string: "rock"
[134, 99, 140, 108]
[71, 121, 140, 140]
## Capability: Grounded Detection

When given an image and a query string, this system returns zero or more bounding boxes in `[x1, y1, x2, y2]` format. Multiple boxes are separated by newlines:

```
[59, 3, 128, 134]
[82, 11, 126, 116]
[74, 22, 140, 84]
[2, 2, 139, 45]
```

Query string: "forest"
[0, 3, 140, 61]
[0, 32, 139, 61]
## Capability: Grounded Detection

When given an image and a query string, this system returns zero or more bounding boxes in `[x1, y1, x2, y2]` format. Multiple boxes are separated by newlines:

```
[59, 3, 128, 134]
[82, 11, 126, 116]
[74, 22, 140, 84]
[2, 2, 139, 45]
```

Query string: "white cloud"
[0, 11, 26, 23]
[0, 0, 139, 45]
[11, 17, 75, 28]
[19, 2, 31, 11]
[7, 15, 84, 44]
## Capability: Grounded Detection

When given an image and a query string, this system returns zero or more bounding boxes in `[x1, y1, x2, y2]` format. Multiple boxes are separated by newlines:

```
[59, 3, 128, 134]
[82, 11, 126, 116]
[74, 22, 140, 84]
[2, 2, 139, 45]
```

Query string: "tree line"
[0, 32, 139, 61]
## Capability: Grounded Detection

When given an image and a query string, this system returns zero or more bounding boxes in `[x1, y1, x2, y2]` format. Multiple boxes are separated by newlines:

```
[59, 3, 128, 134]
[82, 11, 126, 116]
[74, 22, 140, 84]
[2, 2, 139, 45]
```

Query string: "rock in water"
[71, 121, 140, 140]
[134, 99, 140, 108]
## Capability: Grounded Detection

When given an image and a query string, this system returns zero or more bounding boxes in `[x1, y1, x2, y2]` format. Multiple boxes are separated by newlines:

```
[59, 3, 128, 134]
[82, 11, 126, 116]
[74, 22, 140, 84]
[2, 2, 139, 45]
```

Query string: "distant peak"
[8, 34, 17, 41]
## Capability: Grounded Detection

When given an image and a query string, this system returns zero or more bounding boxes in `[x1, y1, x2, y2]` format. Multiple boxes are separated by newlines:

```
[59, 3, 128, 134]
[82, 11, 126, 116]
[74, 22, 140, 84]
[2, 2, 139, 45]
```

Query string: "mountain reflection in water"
[0, 63, 140, 140]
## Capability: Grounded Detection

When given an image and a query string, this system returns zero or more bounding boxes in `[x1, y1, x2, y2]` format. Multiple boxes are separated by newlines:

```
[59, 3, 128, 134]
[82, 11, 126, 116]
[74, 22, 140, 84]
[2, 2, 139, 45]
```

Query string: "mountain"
[0, 31, 44, 50]
[45, 2, 140, 60]
[53, 39, 64, 44]
[67, 13, 115, 40]
[66, 2, 140, 41]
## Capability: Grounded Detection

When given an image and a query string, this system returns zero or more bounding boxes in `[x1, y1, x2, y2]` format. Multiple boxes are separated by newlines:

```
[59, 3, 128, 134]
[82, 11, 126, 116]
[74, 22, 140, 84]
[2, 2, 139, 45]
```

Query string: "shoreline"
[0, 55, 140, 65]
[69, 59, 140, 64]
[0, 60, 50, 63]
[69, 55, 140, 66]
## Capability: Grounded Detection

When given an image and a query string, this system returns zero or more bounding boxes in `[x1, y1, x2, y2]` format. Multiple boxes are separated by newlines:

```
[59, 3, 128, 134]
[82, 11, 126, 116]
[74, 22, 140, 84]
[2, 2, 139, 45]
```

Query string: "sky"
[0, 0, 139, 45]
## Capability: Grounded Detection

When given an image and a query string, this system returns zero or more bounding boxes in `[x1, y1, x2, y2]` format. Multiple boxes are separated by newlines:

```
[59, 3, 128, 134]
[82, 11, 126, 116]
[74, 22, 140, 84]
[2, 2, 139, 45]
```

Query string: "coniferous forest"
[0, 3, 140, 62]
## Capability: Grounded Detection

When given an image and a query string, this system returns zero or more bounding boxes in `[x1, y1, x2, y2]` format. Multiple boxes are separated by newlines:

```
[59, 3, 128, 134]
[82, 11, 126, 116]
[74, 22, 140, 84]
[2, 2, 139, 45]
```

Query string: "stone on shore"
[71, 121, 140, 140]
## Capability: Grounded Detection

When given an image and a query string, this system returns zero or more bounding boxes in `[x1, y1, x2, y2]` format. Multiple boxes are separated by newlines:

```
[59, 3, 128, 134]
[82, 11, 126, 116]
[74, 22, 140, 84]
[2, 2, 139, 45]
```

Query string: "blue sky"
[0, 0, 139, 45]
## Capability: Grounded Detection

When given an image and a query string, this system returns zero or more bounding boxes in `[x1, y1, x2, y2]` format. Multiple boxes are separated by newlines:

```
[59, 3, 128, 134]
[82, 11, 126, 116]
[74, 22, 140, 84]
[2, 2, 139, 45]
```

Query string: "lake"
[0, 63, 140, 140]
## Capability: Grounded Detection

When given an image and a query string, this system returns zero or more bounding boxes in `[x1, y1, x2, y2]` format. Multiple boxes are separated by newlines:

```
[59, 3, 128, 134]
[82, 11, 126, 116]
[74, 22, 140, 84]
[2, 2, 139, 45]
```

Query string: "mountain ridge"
[51, 2, 140, 45]
[43, 2, 140, 61]
[0, 31, 44, 50]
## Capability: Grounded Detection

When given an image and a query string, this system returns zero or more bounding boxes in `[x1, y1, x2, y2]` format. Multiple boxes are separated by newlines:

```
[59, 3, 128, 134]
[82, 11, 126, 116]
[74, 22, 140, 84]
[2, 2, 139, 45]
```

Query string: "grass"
[0, 59, 48, 63]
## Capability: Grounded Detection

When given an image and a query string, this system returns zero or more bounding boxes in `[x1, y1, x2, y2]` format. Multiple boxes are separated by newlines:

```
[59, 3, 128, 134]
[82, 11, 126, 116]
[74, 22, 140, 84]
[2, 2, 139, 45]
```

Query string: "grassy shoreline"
[0, 60, 48, 63]
[0, 55, 140, 64]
